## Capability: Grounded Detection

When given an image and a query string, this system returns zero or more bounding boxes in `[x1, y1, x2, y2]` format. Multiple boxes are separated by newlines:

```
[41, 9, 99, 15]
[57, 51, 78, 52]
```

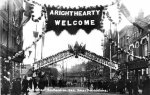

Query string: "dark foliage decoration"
[68, 42, 86, 56]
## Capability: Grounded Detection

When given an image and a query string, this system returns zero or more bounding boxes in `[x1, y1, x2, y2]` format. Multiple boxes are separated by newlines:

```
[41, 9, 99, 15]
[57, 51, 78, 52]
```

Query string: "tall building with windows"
[103, 20, 150, 83]
[0, 0, 24, 79]
[114, 16, 150, 89]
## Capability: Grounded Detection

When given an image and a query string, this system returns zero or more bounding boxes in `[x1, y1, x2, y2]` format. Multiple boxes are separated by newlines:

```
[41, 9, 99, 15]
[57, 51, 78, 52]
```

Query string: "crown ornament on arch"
[68, 42, 86, 58]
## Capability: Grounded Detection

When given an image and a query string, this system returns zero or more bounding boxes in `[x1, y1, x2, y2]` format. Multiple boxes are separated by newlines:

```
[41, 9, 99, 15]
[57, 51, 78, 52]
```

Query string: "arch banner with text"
[45, 5, 105, 35]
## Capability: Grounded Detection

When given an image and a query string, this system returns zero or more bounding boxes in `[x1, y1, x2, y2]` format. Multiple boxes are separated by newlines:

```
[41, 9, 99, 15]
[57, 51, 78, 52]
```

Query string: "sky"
[22, 0, 150, 70]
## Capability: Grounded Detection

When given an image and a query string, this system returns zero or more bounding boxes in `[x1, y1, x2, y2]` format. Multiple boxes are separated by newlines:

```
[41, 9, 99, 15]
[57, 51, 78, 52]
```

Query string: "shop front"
[127, 59, 149, 90]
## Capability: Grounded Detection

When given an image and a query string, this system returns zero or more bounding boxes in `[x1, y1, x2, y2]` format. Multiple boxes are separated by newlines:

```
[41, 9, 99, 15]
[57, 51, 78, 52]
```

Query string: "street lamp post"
[109, 38, 114, 79]
[126, 36, 130, 80]
[33, 23, 39, 70]
[104, 34, 114, 79]
[109, 39, 112, 79]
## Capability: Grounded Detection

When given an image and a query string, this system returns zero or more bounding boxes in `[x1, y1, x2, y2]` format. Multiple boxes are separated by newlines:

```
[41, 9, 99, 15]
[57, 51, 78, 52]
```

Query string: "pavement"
[28, 87, 128, 95]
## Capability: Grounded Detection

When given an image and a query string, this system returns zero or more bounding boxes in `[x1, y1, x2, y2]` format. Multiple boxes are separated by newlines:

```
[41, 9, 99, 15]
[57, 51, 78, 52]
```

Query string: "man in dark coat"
[126, 79, 133, 95]
[58, 78, 63, 88]
[28, 77, 33, 90]
[32, 72, 37, 92]
[142, 75, 150, 95]
[38, 71, 45, 94]
[11, 78, 21, 95]
[132, 78, 139, 95]
[22, 76, 29, 95]
[2, 76, 10, 95]
[2, 69, 10, 95]
[117, 79, 125, 94]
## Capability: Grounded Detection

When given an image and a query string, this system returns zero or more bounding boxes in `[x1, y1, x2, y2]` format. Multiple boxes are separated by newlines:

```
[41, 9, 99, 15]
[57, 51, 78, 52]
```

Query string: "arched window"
[129, 45, 134, 61]
[142, 39, 148, 56]
[134, 41, 139, 56]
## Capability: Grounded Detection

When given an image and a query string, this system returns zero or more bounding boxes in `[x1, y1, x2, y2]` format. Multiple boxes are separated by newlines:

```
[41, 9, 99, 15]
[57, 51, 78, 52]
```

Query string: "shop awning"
[128, 59, 148, 70]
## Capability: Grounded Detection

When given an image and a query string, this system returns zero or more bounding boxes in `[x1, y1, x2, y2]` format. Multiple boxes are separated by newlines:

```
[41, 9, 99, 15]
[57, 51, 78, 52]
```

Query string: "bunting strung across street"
[45, 5, 105, 35]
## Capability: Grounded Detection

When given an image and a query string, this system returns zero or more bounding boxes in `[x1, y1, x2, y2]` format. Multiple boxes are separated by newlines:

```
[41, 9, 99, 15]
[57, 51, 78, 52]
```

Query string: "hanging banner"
[45, 5, 104, 35]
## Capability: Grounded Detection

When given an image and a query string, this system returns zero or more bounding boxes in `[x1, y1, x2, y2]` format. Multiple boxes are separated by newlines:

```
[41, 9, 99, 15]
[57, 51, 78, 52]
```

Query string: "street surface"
[28, 87, 127, 95]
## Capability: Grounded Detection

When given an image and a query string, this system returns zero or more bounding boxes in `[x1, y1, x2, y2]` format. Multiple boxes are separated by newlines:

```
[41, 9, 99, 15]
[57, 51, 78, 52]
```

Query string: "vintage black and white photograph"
[0, 0, 150, 95]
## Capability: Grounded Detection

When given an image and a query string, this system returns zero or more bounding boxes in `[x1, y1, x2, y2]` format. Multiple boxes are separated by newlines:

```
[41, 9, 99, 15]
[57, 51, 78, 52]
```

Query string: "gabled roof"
[134, 14, 150, 31]
[119, 25, 134, 38]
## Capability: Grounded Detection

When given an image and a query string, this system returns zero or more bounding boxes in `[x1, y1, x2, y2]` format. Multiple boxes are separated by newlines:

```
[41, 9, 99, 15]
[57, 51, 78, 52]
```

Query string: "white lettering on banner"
[79, 11, 82, 16]
[49, 10, 101, 16]
[74, 11, 79, 16]
[100, 59, 102, 63]
[79, 52, 117, 70]
[35, 51, 74, 69]
[70, 11, 74, 16]
[50, 10, 54, 15]
[47, 58, 50, 63]
[34, 50, 118, 70]
[97, 58, 100, 62]
[55, 10, 59, 15]
[106, 61, 108, 66]
[87, 11, 91, 15]
[84, 20, 89, 25]
[96, 10, 100, 15]
[55, 20, 61, 25]
[82, 11, 87, 16]
[73, 21, 77, 25]
[54, 20, 95, 26]
[62, 20, 66, 26]
[91, 20, 95, 25]
[67, 20, 72, 26]
[78, 20, 82, 25]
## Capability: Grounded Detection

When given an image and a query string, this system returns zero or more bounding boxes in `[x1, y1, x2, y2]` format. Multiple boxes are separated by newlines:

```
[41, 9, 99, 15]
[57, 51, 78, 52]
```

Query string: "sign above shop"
[45, 5, 104, 35]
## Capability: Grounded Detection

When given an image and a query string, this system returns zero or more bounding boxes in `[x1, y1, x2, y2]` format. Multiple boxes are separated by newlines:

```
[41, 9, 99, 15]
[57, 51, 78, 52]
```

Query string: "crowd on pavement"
[1, 69, 150, 95]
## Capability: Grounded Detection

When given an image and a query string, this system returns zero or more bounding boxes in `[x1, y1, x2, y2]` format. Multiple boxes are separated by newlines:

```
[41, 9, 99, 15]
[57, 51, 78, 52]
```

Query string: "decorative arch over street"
[33, 43, 118, 70]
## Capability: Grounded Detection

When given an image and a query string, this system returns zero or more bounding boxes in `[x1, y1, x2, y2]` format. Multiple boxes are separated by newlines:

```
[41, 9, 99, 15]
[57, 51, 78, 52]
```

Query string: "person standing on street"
[28, 77, 33, 90]
[142, 75, 150, 95]
[22, 76, 29, 95]
[132, 77, 139, 95]
[126, 79, 133, 95]
[11, 78, 21, 95]
[38, 71, 45, 94]
[32, 71, 37, 92]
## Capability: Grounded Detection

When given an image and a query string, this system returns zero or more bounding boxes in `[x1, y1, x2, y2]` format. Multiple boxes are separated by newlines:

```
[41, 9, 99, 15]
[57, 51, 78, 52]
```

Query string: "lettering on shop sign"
[45, 6, 104, 35]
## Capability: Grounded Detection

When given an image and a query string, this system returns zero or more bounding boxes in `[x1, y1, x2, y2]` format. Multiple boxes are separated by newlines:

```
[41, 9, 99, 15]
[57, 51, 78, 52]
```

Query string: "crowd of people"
[1, 70, 47, 95]
[83, 75, 150, 95]
[1, 71, 150, 95]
